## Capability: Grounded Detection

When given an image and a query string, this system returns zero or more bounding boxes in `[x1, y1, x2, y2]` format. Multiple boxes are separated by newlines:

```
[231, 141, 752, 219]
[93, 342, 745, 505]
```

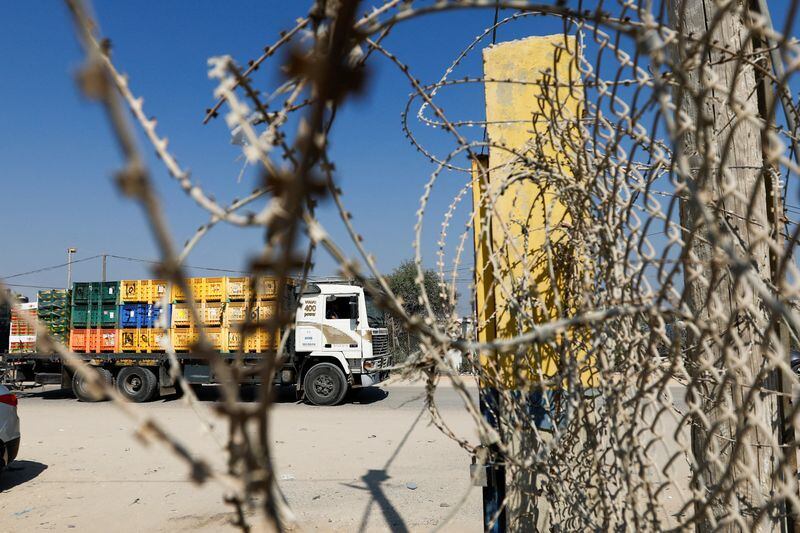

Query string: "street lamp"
[67, 248, 77, 290]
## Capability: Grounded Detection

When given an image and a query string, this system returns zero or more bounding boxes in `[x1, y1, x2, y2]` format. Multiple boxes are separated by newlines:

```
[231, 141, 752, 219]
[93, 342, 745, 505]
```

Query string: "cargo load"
[9, 302, 38, 353]
[36, 289, 71, 348]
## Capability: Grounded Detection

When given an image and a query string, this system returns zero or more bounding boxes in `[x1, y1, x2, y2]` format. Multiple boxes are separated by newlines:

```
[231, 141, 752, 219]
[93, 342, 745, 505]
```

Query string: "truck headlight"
[363, 359, 378, 372]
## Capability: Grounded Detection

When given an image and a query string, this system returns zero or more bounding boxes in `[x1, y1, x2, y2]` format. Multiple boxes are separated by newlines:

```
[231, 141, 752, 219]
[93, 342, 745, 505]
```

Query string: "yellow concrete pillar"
[474, 34, 591, 530]
[476, 33, 590, 389]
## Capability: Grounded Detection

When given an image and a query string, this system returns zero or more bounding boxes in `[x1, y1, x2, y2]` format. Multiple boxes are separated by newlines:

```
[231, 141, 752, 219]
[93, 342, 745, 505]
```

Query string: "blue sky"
[0, 2, 570, 311]
[3, 2, 796, 313]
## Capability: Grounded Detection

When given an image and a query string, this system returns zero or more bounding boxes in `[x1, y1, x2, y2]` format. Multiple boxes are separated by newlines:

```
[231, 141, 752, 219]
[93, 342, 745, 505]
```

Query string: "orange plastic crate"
[69, 328, 118, 353]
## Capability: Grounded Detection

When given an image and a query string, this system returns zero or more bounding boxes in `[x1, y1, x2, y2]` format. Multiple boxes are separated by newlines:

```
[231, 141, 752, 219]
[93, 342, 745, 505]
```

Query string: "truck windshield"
[365, 294, 385, 328]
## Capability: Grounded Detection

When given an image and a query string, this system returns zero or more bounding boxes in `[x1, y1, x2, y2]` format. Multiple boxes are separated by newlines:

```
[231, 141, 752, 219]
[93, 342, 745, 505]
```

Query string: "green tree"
[385, 260, 452, 319]
[382, 260, 453, 360]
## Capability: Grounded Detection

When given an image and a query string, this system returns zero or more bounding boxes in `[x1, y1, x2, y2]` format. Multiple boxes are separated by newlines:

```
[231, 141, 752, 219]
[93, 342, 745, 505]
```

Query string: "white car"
[0, 384, 20, 471]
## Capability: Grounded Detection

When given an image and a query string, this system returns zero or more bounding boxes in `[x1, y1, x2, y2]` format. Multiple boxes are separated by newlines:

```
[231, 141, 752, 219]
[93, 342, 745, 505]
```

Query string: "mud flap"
[158, 364, 176, 397]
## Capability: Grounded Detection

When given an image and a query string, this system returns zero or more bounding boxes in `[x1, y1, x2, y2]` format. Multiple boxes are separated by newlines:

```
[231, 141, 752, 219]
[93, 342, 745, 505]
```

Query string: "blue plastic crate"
[118, 303, 169, 328]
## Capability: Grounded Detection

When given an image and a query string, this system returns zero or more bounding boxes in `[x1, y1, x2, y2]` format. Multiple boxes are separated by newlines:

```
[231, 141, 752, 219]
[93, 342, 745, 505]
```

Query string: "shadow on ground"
[13, 384, 390, 406]
[162, 384, 389, 406]
[355, 469, 410, 533]
[0, 461, 48, 491]
[14, 387, 74, 401]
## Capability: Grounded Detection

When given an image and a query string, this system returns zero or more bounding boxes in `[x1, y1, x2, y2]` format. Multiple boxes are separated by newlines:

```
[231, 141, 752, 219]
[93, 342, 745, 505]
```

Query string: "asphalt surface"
[0, 379, 483, 532]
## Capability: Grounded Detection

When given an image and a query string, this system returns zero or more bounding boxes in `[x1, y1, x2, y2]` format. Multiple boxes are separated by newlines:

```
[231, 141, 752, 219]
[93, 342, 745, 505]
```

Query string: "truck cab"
[291, 283, 390, 405]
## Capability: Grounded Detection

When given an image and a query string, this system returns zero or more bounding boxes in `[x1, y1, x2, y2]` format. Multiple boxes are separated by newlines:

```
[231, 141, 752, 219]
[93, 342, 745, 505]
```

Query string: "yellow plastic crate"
[145, 280, 168, 302]
[202, 302, 224, 325]
[195, 277, 226, 301]
[120, 280, 140, 303]
[170, 326, 228, 351]
[244, 329, 277, 352]
[121, 279, 169, 303]
[170, 281, 189, 302]
[170, 327, 198, 351]
[171, 302, 224, 327]
[171, 277, 226, 302]
[253, 301, 277, 321]
[120, 328, 167, 352]
[224, 302, 247, 327]
[222, 301, 277, 327]
[255, 277, 279, 300]
[204, 327, 225, 351]
[227, 329, 241, 351]
[224, 328, 276, 353]
[171, 303, 192, 327]
[226, 277, 250, 301]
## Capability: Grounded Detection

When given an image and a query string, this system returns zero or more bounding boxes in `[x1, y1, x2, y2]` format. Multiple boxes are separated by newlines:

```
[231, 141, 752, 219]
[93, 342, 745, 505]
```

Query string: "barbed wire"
[4, 0, 800, 530]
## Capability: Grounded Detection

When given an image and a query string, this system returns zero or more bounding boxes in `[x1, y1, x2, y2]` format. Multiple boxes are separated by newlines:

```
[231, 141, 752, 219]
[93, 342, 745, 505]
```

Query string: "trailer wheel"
[116, 366, 158, 403]
[303, 363, 347, 406]
[72, 367, 113, 402]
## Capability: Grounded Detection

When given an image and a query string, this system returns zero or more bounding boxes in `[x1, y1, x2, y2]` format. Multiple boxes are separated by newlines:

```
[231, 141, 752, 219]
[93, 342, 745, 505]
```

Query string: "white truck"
[289, 282, 390, 405]
[1, 281, 391, 406]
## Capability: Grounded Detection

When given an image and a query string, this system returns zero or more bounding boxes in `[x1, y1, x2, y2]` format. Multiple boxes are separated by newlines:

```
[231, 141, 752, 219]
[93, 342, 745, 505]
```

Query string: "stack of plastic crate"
[170, 277, 226, 351]
[118, 279, 169, 352]
[169, 277, 281, 352]
[36, 289, 71, 349]
[9, 302, 37, 353]
[69, 282, 119, 353]
[224, 277, 280, 353]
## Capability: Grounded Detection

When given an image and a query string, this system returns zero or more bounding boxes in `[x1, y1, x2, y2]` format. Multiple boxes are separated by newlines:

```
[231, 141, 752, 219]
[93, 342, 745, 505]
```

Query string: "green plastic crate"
[71, 303, 118, 327]
[38, 289, 70, 304]
[71, 282, 119, 305]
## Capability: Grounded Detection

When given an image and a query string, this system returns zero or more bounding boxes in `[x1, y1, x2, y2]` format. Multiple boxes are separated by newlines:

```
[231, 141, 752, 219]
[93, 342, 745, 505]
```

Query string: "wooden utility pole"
[751, 2, 800, 530]
[668, 0, 786, 530]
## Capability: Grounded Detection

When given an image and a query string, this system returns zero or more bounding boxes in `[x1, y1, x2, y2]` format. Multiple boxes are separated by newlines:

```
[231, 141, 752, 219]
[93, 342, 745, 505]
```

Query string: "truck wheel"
[116, 366, 158, 403]
[72, 367, 113, 402]
[303, 363, 347, 406]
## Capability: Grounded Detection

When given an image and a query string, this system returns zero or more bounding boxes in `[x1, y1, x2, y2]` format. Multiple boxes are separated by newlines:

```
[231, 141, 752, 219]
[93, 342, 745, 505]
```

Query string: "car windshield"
[365, 293, 385, 328]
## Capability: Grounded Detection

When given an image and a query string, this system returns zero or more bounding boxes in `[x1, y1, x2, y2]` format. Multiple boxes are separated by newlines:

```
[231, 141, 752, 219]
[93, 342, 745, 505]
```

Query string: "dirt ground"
[0, 379, 483, 532]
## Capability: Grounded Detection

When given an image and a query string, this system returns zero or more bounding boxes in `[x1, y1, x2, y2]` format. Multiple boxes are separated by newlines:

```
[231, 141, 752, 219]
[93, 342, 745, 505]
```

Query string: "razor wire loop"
[1, 0, 796, 530]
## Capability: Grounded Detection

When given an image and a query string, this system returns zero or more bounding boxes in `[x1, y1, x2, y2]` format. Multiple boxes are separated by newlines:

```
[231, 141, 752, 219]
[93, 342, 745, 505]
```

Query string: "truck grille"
[372, 333, 389, 356]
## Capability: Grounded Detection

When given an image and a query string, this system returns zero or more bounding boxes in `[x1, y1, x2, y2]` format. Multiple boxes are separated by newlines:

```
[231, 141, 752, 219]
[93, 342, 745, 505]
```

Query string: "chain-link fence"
[3, 0, 800, 530]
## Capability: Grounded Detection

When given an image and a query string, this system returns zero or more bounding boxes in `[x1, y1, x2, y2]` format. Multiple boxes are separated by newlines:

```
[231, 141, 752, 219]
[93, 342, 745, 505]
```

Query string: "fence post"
[668, 1, 786, 529]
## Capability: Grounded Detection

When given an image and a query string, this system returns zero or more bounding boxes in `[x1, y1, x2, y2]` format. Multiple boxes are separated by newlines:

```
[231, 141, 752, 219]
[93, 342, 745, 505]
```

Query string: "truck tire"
[116, 366, 158, 403]
[303, 362, 347, 406]
[72, 367, 113, 402]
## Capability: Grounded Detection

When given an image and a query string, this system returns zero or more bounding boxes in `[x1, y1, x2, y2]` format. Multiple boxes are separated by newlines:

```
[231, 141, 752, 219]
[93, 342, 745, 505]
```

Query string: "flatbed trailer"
[0, 350, 293, 398]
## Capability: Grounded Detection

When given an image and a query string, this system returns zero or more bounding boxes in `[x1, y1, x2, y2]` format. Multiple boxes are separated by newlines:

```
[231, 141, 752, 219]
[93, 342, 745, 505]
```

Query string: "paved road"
[0, 380, 483, 532]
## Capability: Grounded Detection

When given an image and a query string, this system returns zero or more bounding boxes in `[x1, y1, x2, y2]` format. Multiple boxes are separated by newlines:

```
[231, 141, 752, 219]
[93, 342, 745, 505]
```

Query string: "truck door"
[295, 296, 322, 352]
[322, 294, 360, 354]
